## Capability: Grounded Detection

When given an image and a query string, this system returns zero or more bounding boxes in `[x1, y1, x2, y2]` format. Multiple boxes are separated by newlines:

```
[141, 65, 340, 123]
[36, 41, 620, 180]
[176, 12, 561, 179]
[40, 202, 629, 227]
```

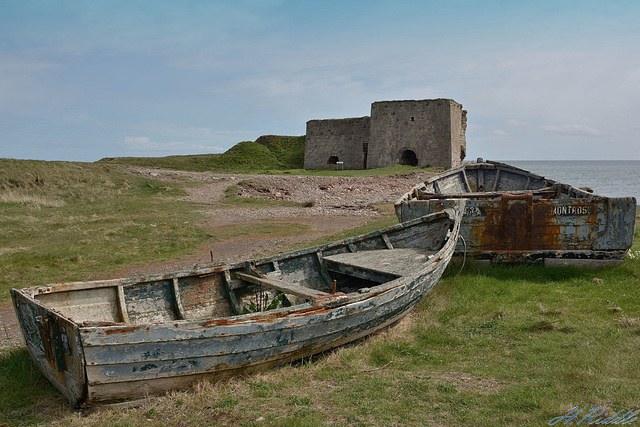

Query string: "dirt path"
[0, 168, 432, 348]
[0, 300, 21, 348]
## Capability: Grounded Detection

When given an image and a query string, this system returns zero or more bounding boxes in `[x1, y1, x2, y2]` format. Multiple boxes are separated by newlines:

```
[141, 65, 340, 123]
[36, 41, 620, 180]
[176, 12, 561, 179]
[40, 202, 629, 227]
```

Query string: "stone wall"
[450, 102, 467, 166]
[303, 117, 370, 170]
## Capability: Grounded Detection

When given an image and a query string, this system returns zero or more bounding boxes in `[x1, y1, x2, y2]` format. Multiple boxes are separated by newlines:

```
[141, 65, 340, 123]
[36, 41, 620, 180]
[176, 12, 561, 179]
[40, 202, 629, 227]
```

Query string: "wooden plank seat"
[235, 272, 328, 300]
[323, 248, 436, 283]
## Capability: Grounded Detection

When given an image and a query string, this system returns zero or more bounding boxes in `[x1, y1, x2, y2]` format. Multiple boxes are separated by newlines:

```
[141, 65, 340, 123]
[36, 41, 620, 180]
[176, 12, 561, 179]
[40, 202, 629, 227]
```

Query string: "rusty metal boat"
[12, 205, 462, 407]
[395, 159, 636, 266]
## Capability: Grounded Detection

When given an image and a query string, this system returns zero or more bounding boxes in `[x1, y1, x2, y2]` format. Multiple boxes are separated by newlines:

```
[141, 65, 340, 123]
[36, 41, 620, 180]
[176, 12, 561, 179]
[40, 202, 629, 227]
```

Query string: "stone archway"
[327, 156, 339, 165]
[399, 150, 418, 166]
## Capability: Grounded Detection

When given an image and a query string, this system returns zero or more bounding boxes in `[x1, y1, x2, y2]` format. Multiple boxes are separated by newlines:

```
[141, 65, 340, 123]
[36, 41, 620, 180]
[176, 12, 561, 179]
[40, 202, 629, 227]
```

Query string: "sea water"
[503, 160, 640, 201]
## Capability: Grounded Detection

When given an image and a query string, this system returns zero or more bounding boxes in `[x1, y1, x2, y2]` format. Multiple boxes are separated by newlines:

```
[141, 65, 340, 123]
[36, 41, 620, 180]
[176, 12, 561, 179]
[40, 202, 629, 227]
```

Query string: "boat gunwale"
[397, 159, 602, 202]
[78, 260, 442, 346]
[81, 279, 432, 366]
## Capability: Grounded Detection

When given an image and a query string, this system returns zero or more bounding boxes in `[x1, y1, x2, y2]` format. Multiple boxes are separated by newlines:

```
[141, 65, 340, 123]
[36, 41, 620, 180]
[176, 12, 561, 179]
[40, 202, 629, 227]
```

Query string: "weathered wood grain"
[11, 204, 463, 406]
[234, 272, 327, 300]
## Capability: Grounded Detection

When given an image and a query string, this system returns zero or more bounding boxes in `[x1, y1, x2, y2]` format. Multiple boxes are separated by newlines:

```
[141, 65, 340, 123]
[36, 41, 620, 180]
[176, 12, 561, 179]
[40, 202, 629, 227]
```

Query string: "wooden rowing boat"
[11, 204, 463, 406]
[395, 159, 636, 266]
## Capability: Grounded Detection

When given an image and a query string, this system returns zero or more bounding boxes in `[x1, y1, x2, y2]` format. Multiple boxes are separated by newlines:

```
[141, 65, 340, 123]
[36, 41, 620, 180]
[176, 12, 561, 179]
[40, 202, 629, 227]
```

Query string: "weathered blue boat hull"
[12, 204, 463, 406]
[395, 160, 636, 265]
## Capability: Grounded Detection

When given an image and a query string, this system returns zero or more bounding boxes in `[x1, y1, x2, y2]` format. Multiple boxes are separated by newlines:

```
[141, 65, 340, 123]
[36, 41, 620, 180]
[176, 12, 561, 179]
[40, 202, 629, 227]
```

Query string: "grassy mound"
[98, 135, 306, 172]
[254, 135, 306, 169]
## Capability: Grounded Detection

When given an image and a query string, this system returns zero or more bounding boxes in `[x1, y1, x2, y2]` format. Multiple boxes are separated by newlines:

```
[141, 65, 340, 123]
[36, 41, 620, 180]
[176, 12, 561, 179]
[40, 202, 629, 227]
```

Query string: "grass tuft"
[618, 315, 640, 329]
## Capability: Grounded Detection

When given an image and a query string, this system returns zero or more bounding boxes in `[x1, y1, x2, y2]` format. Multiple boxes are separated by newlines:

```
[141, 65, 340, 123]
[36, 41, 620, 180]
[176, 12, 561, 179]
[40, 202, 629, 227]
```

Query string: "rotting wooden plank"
[83, 284, 426, 374]
[324, 248, 434, 279]
[172, 278, 186, 320]
[81, 281, 411, 345]
[223, 271, 242, 315]
[116, 286, 129, 324]
[85, 312, 409, 385]
[11, 290, 88, 406]
[27, 264, 229, 298]
[417, 188, 556, 200]
[84, 300, 419, 404]
[235, 272, 327, 300]
[433, 180, 441, 194]
[272, 260, 281, 275]
[492, 169, 501, 191]
[381, 233, 394, 249]
[462, 169, 471, 192]
[26, 279, 123, 298]
[315, 252, 333, 287]
[114, 288, 416, 354]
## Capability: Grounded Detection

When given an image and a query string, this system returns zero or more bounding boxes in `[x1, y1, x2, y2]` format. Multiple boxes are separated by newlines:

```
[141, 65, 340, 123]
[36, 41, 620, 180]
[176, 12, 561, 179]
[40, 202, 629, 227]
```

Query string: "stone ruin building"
[303, 99, 467, 170]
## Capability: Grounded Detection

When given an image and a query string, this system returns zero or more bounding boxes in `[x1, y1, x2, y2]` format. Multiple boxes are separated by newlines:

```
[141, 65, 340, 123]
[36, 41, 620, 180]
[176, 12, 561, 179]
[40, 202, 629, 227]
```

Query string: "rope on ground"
[458, 235, 467, 275]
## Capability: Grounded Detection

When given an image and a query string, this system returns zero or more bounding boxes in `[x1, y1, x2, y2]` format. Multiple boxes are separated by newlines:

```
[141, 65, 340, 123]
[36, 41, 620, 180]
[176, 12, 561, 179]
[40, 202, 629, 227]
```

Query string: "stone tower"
[303, 99, 466, 170]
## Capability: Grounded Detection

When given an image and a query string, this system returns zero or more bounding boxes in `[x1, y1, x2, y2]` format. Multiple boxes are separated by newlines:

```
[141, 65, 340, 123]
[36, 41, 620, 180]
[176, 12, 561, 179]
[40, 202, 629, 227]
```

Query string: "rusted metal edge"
[469, 249, 628, 263]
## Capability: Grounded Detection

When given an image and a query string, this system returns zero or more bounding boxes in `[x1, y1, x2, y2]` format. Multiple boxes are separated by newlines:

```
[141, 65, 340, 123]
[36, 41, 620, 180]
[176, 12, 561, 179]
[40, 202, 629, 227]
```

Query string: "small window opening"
[410, 117, 415, 121]
[400, 150, 418, 166]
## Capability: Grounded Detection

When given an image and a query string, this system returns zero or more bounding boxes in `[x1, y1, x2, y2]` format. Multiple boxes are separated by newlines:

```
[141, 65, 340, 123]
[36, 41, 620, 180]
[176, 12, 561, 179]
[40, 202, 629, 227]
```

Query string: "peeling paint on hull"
[11, 204, 463, 406]
[395, 160, 636, 266]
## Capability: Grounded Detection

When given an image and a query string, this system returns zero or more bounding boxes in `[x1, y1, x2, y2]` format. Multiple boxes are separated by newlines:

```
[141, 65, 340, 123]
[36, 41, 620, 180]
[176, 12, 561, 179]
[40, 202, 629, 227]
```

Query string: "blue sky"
[1, 0, 639, 162]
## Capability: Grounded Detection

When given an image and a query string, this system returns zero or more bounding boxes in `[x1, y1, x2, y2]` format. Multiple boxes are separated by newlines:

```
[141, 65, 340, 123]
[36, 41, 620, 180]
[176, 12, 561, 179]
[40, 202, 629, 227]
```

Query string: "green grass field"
[1, 158, 638, 426]
[0, 159, 214, 299]
[97, 135, 306, 172]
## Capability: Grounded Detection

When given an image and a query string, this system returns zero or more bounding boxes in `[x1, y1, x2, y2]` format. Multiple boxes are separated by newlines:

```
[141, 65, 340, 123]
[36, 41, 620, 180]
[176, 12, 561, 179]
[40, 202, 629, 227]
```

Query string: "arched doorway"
[327, 156, 339, 165]
[399, 150, 418, 166]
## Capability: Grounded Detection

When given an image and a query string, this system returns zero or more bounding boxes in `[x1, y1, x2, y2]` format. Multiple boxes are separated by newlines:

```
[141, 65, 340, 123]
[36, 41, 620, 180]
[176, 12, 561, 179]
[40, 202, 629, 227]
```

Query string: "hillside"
[98, 135, 306, 172]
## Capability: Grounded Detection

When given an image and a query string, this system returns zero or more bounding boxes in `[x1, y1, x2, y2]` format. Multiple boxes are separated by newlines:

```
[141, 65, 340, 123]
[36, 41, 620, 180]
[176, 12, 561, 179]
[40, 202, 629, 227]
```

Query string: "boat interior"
[28, 214, 453, 328]
[411, 163, 595, 201]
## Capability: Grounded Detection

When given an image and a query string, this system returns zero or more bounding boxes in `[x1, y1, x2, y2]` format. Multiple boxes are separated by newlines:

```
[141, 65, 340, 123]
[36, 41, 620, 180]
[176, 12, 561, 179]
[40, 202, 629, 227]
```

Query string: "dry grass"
[0, 191, 65, 208]
[618, 314, 640, 329]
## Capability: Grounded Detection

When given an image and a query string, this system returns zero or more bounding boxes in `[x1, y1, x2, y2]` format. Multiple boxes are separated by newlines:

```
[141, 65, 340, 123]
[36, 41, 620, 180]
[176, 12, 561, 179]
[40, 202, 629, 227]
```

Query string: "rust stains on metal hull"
[395, 160, 636, 265]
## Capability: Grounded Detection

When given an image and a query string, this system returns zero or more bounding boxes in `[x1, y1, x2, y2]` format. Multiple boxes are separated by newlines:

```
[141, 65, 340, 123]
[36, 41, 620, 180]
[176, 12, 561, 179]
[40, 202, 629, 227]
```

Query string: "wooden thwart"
[235, 272, 328, 300]
[323, 248, 435, 278]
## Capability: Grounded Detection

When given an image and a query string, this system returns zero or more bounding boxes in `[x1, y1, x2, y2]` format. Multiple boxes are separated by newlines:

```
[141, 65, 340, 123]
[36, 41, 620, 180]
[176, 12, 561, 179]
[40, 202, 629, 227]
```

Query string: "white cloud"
[0, 53, 62, 112]
[121, 136, 226, 154]
[541, 124, 601, 137]
[468, 124, 509, 137]
[503, 119, 601, 137]
[506, 119, 533, 128]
